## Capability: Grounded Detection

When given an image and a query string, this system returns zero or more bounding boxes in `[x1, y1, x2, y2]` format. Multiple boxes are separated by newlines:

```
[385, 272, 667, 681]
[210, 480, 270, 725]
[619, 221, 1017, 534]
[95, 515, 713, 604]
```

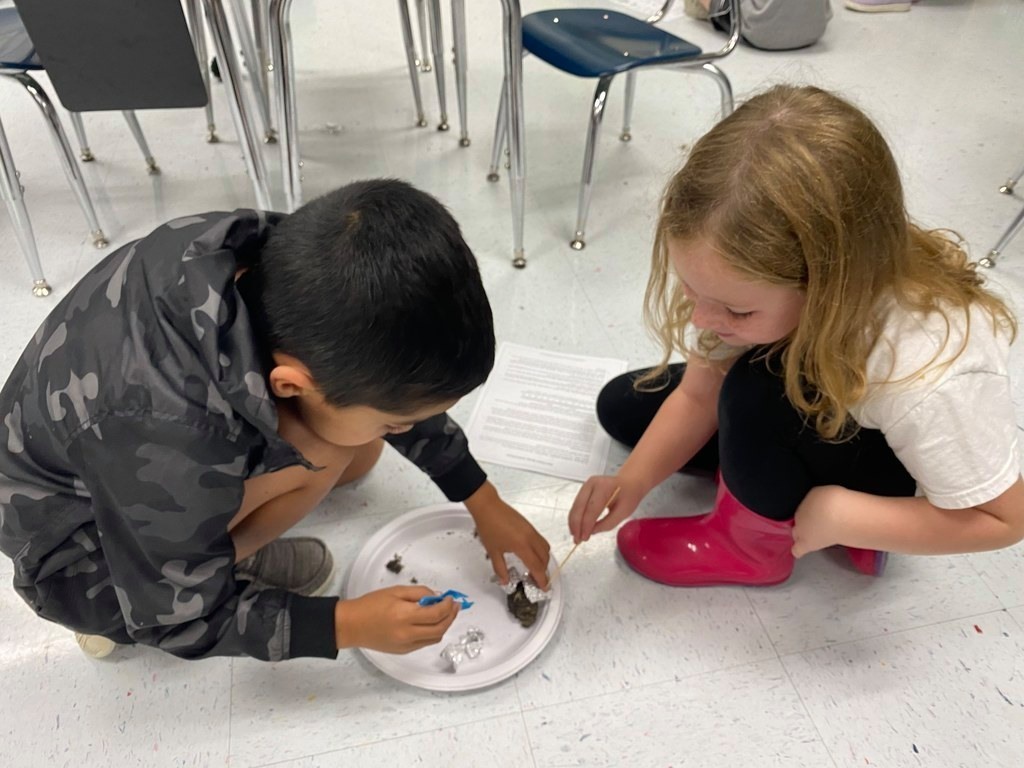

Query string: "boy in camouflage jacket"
[0, 179, 550, 661]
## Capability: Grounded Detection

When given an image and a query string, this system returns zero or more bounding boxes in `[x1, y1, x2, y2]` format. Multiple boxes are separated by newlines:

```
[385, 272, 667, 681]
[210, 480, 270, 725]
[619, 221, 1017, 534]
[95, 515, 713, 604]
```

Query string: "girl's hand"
[792, 485, 847, 558]
[568, 475, 644, 544]
[465, 482, 552, 589]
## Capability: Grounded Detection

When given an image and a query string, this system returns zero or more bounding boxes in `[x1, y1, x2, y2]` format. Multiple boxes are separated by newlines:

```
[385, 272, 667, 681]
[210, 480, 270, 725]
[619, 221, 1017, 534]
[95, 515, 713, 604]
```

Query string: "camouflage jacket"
[0, 210, 487, 661]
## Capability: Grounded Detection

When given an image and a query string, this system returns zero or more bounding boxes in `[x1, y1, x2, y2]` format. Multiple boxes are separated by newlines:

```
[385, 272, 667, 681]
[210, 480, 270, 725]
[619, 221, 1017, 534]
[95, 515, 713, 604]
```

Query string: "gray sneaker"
[236, 537, 335, 597]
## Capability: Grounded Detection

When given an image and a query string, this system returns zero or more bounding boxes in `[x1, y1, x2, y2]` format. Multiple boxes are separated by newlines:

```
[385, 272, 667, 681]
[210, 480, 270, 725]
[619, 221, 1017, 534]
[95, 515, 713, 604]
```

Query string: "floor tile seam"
[744, 588, 839, 765]
[743, 587, 782, 660]
[773, 605, 1021, 659]
[226, 659, 235, 766]
[556, 251, 635, 362]
[1008, 607, 1024, 631]
[776, 651, 842, 768]
[231, 710, 528, 768]
[961, 551, 1018, 608]
[774, 604, 1024, 767]
[513, 676, 542, 768]
[518, 651, 788, 716]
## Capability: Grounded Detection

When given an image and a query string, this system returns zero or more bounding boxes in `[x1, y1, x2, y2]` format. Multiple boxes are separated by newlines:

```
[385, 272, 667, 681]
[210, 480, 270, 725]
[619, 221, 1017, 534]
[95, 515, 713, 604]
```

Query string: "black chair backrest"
[13, 0, 207, 111]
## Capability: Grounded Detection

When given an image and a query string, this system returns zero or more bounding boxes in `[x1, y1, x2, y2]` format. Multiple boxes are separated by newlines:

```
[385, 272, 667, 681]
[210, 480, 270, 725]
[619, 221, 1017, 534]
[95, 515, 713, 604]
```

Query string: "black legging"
[596, 349, 915, 521]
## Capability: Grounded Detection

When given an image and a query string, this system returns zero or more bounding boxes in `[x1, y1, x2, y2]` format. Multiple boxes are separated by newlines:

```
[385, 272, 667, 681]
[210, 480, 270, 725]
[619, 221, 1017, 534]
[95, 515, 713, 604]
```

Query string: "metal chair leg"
[692, 62, 733, 118]
[67, 112, 95, 161]
[8, 72, 108, 250]
[570, 75, 614, 251]
[202, 0, 272, 210]
[250, 0, 271, 109]
[0, 114, 51, 296]
[451, 0, 469, 147]
[487, 50, 529, 182]
[621, 71, 636, 142]
[185, 0, 218, 142]
[979, 204, 1024, 268]
[999, 159, 1024, 195]
[398, 0, 428, 128]
[427, 0, 449, 131]
[499, 0, 527, 268]
[227, 0, 277, 143]
[269, 0, 301, 211]
[487, 77, 508, 182]
[121, 112, 160, 175]
[415, 0, 432, 72]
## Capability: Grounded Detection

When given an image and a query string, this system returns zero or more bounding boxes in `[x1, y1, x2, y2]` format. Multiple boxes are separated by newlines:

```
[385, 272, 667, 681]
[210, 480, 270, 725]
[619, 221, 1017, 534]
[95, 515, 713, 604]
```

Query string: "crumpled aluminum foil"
[499, 566, 552, 604]
[461, 627, 485, 659]
[440, 626, 486, 672]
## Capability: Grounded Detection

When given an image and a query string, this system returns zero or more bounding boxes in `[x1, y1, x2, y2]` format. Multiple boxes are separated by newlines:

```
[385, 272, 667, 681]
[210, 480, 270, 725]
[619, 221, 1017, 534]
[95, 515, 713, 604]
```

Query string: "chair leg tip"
[263, 130, 278, 144]
[437, 121, 450, 132]
[619, 132, 632, 142]
[459, 137, 471, 148]
[570, 236, 586, 251]
[32, 280, 52, 298]
[512, 255, 527, 269]
[979, 253, 998, 268]
[92, 230, 109, 249]
[486, 172, 500, 183]
[146, 160, 161, 175]
[999, 183, 1015, 195]
[80, 150, 95, 162]
[416, 117, 428, 128]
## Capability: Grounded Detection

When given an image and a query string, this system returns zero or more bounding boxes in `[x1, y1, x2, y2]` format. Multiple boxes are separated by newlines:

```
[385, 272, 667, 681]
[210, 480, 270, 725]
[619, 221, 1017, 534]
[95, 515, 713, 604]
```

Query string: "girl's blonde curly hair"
[643, 84, 1015, 440]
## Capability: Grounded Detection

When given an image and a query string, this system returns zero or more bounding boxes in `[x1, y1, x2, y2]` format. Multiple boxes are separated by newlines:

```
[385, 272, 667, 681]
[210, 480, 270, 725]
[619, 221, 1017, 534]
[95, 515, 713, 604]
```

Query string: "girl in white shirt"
[569, 84, 1024, 586]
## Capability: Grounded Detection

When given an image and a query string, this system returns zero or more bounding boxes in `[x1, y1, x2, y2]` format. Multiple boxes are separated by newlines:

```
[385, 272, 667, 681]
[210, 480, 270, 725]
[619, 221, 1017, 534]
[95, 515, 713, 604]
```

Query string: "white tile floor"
[1, 1, 1023, 766]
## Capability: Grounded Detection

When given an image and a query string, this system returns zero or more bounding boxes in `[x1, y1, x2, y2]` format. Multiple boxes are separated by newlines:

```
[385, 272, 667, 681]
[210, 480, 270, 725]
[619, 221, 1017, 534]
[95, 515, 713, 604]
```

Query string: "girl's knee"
[719, 350, 788, 425]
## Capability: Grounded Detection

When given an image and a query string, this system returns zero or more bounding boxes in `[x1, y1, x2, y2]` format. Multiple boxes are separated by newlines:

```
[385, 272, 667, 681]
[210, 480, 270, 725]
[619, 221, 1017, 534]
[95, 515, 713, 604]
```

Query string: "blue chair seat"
[522, 9, 702, 79]
[0, 8, 41, 70]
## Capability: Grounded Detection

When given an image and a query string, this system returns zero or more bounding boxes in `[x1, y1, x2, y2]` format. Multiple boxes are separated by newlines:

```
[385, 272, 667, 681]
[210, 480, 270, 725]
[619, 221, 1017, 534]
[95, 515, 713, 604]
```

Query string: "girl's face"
[669, 237, 806, 346]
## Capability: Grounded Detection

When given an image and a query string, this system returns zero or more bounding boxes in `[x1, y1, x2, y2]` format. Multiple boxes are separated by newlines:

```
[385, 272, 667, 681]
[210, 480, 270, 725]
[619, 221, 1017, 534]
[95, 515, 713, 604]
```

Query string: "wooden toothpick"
[558, 542, 581, 571]
[559, 486, 621, 571]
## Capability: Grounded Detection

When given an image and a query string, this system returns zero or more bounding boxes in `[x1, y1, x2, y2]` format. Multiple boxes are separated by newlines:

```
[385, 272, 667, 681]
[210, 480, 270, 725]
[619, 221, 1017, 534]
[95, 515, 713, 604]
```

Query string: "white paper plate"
[344, 503, 563, 691]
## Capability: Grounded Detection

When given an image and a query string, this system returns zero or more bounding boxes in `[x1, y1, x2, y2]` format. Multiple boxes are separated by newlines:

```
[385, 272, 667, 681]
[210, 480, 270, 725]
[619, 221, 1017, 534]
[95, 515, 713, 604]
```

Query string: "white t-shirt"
[849, 299, 1019, 509]
[685, 300, 1020, 509]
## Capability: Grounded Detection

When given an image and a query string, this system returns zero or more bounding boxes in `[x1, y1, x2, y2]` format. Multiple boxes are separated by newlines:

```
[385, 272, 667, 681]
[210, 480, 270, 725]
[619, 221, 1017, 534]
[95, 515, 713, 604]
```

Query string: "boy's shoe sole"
[845, 1, 911, 11]
[236, 537, 335, 597]
[240, 565, 337, 597]
[75, 632, 117, 659]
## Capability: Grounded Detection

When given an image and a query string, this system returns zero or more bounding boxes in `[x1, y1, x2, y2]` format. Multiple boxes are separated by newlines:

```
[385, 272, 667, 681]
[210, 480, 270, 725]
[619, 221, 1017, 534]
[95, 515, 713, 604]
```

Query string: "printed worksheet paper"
[465, 343, 628, 481]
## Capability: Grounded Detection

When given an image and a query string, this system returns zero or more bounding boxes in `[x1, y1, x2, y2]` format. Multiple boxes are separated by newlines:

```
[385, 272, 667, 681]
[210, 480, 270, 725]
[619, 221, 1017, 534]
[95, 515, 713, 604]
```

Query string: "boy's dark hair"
[254, 179, 495, 413]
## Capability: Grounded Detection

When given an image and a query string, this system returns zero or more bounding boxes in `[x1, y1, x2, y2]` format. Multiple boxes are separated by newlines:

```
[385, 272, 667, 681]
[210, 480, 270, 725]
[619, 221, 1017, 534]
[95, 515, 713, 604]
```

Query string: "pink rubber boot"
[843, 547, 888, 576]
[616, 477, 794, 587]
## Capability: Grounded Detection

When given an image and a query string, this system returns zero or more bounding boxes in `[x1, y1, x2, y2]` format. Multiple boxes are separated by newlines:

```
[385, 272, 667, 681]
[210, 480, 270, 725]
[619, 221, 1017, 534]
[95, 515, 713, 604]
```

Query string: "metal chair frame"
[979, 159, 1024, 268]
[487, 0, 740, 250]
[267, 0, 469, 213]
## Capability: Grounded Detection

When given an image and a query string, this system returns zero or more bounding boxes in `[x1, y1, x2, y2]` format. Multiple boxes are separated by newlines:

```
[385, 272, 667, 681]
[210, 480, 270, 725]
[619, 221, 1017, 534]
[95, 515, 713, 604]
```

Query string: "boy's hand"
[335, 586, 459, 653]
[464, 482, 552, 590]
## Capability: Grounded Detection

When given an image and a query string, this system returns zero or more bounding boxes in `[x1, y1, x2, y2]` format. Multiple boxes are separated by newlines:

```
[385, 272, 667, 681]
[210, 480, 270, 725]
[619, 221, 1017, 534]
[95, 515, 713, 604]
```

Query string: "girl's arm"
[793, 478, 1024, 556]
[569, 356, 732, 542]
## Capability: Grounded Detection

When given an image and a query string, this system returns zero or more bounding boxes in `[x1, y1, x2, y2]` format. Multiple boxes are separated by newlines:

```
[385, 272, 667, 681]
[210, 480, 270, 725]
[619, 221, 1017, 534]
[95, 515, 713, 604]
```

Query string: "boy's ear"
[268, 353, 316, 399]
